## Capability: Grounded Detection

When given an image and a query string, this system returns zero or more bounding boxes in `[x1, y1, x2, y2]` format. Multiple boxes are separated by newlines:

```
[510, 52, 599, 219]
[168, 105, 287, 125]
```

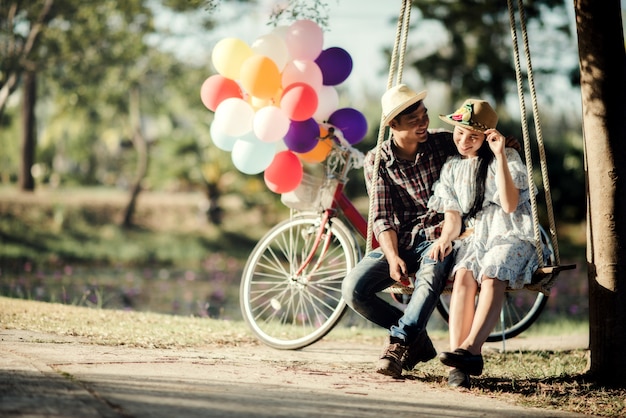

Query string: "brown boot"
[376, 336, 407, 378]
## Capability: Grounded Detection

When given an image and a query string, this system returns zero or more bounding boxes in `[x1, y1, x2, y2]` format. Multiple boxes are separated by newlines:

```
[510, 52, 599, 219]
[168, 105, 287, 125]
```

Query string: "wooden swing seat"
[383, 263, 576, 297]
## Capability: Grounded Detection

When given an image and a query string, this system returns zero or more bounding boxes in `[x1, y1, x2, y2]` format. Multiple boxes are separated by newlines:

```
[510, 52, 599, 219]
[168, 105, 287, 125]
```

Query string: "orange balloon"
[240, 55, 281, 100]
[297, 138, 333, 163]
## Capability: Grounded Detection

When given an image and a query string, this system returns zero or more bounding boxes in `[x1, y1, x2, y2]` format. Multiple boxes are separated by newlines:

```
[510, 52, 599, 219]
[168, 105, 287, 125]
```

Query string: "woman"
[426, 99, 546, 388]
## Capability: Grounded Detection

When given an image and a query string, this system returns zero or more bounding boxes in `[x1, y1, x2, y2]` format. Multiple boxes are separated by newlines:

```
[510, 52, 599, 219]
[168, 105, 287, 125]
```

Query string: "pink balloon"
[286, 20, 323, 61]
[281, 60, 323, 92]
[264, 151, 303, 193]
[200, 75, 242, 112]
[315, 47, 353, 86]
[253, 106, 290, 143]
[283, 118, 319, 153]
[328, 108, 368, 144]
[280, 82, 318, 122]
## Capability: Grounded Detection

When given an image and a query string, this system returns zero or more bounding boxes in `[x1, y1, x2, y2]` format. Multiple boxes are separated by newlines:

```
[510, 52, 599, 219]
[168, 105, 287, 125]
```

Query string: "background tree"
[1, 0, 246, 225]
[575, 0, 626, 386]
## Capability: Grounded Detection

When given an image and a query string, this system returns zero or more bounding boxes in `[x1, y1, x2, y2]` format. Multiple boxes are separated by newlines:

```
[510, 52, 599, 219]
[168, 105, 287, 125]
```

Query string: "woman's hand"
[485, 128, 506, 157]
[428, 238, 453, 262]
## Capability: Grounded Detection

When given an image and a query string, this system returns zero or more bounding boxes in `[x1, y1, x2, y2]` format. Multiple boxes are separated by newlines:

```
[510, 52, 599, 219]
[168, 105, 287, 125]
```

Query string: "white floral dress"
[427, 148, 543, 289]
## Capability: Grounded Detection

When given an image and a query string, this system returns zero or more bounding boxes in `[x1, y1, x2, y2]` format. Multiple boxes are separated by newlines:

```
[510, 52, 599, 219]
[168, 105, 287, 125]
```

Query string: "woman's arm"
[485, 128, 519, 213]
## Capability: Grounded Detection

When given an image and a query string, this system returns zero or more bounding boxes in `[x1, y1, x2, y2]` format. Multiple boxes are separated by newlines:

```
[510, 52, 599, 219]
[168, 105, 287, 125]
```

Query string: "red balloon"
[280, 82, 318, 121]
[264, 150, 303, 193]
[200, 75, 242, 112]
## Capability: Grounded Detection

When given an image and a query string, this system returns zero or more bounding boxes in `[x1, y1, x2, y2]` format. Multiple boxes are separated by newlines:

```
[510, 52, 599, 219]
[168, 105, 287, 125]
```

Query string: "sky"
[149, 0, 588, 122]
[150, 0, 441, 100]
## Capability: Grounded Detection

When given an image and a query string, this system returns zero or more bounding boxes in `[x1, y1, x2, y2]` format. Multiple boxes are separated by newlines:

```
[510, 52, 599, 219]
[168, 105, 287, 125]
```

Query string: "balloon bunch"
[200, 19, 367, 194]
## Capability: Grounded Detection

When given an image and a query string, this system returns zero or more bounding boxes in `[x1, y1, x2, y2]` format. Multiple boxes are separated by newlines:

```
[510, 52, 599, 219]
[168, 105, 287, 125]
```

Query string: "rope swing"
[366, 0, 412, 254]
[372, 0, 575, 296]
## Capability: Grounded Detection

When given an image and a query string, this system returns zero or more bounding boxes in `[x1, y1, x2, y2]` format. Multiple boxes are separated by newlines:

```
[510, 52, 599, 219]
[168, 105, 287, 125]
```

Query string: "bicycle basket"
[281, 173, 338, 212]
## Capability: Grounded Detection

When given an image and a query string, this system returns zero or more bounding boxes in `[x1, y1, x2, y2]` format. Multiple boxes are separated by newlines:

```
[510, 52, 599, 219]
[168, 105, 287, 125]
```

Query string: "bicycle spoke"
[240, 215, 356, 349]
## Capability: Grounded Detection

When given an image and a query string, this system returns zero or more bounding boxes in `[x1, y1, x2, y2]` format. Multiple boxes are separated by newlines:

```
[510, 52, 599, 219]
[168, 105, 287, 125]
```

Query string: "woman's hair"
[465, 139, 494, 220]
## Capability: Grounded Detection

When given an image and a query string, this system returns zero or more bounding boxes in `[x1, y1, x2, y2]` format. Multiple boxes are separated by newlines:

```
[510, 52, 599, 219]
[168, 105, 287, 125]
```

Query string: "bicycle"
[239, 136, 558, 350]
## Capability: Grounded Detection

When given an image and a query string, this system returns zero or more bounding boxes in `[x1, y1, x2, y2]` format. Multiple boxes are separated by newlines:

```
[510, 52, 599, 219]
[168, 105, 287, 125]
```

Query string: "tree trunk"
[19, 70, 36, 192]
[575, 0, 626, 386]
[121, 87, 149, 229]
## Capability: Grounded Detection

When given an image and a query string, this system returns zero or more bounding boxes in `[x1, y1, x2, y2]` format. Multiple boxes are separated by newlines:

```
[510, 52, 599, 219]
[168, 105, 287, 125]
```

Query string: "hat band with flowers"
[438, 99, 498, 133]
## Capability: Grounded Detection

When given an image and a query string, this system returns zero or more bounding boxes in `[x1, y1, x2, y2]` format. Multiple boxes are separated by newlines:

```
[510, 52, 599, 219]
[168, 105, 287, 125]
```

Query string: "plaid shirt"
[364, 130, 456, 250]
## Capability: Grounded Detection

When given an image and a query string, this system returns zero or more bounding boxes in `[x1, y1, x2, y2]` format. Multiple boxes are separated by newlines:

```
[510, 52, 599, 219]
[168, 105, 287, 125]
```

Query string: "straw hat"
[438, 99, 498, 132]
[381, 84, 427, 126]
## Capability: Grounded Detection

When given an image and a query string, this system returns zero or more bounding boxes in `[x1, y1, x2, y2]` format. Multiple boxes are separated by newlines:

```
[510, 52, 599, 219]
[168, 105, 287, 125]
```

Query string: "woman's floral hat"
[439, 99, 498, 132]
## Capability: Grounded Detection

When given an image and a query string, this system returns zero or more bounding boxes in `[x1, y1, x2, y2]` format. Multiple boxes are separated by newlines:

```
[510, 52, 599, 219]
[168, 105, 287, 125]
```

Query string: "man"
[341, 84, 458, 381]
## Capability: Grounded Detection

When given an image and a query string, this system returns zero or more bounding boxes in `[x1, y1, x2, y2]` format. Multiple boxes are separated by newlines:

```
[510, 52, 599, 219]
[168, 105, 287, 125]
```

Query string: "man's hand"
[388, 255, 411, 286]
[504, 135, 521, 152]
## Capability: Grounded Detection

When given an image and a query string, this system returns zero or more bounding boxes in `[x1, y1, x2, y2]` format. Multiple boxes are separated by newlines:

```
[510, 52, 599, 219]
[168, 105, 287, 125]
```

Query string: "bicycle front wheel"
[239, 214, 359, 350]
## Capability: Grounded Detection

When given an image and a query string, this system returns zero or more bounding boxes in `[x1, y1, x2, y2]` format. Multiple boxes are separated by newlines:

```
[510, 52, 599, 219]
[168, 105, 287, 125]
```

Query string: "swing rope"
[507, 0, 561, 267]
[366, 0, 412, 253]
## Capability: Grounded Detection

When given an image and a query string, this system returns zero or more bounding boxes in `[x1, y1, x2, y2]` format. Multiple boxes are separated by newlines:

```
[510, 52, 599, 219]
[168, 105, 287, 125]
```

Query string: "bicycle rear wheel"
[436, 226, 554, 342]
[240, 214, 359, 350]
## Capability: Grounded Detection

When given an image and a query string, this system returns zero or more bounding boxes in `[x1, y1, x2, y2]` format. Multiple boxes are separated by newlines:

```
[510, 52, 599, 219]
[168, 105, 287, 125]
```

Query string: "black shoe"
[448, 367, 471, 389]
[402, 331, 437, 371]
[439, 349, 484, 376]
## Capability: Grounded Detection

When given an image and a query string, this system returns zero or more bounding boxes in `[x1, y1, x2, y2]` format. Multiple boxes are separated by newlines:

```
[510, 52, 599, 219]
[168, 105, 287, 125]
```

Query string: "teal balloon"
[210, 121, 237, 152]
[231, 138, 276, 175]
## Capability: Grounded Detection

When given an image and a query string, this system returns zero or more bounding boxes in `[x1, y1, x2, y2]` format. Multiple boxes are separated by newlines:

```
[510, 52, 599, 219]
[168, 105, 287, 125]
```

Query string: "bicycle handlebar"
[319, 124, 365, 182]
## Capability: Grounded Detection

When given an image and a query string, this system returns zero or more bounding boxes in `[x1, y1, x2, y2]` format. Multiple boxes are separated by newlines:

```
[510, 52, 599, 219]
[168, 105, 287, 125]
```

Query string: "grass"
[0, 186, 282, 268]
[1, 297, 625, 417]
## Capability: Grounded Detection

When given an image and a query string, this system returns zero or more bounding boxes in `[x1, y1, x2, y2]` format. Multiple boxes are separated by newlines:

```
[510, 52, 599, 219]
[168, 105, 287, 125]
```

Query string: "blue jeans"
[341, 240, 453, 346]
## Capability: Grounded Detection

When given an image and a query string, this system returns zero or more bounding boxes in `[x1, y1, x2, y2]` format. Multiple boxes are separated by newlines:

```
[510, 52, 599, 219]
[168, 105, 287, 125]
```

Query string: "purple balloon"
[315, 47, 353, 86]
[283, 118, 320, 153]
[328, 108, 368, 144]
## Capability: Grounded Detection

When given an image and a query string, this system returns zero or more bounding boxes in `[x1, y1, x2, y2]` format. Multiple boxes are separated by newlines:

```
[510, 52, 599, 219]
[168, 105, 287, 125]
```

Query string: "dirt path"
[1, 329, 590, 418]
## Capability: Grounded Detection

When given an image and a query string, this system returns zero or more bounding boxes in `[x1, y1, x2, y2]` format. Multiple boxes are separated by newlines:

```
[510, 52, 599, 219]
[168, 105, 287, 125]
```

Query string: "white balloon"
[214, 98, 254, 137]
[313, 85, 339, 122]
[251, 33, 289, 71]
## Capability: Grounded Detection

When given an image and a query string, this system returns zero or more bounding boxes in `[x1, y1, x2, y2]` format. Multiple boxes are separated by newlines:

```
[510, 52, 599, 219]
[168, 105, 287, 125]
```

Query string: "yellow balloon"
[211, 38, 253, 80]
[240, 55, 281, 100]
[297, 138, 333, 163]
